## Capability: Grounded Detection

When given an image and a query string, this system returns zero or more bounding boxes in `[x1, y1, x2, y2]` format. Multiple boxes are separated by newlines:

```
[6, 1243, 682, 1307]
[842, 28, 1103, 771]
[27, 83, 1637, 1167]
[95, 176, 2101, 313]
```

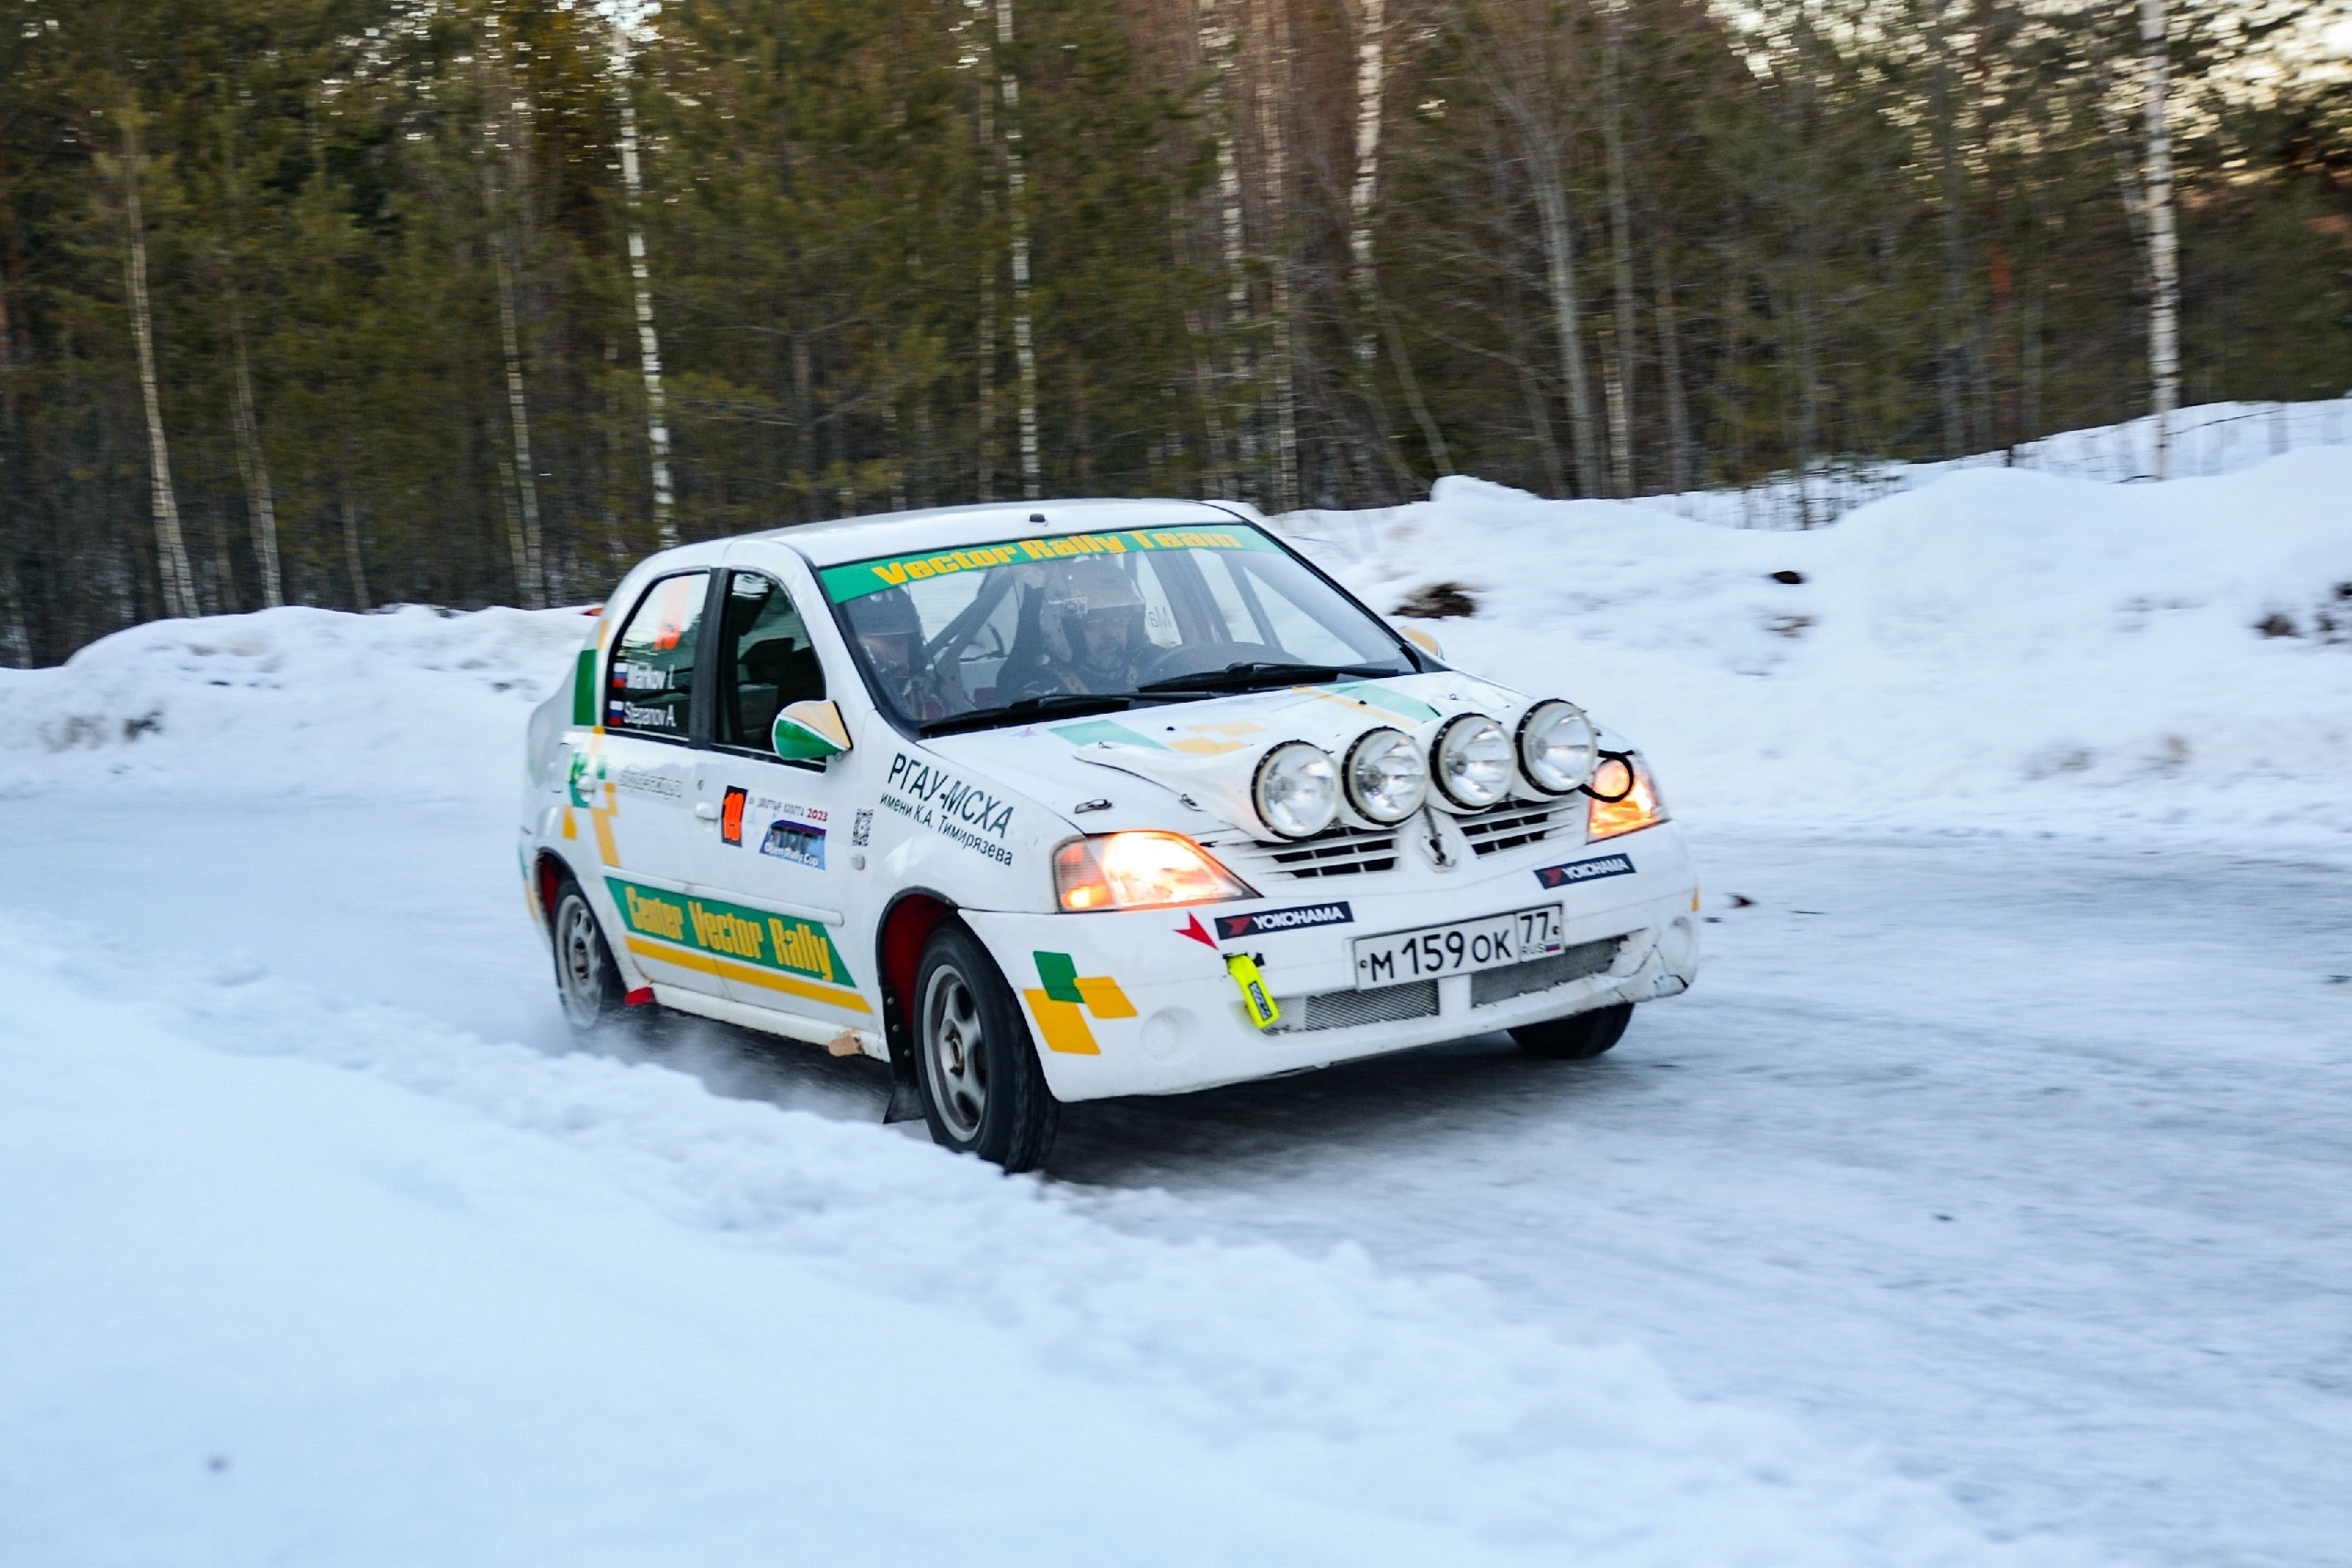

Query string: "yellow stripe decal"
[624, 935, 874, 1014]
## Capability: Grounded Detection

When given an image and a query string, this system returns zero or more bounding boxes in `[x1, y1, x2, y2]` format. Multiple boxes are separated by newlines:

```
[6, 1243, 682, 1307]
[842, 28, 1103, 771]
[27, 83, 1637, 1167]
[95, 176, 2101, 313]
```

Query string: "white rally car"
[520, 500, 1698, 1169]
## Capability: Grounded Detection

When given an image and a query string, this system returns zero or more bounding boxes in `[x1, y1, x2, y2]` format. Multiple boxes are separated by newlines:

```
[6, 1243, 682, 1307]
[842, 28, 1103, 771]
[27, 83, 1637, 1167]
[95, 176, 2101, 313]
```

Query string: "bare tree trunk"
[1379, 300, 1453, 479]
[609, 31, 676, 547]
[119, 107, 198, 620]
[1600, 4, 1638, 496]
[995, 0, 1041, 500]
[1197, 0, 1254, 493]
[1529, 164, 1600, 497]
[792, 333, 815, 510]
[976, 69, 1000, 502]
[1653, 232, 1692, 491]
[479, 23, 545, 605]
[492, 240, 545, 605]
[215, 111, 283, 611]
[337, 449, 370, 611]
[1927, 0, 1970, 458]
[2140, 0, 2178, 479]
[0, 172, 26, 664]
[1256, 0, 1299, 513]
[225, 301, 282, 606]
[1347, 0, 1386, 370]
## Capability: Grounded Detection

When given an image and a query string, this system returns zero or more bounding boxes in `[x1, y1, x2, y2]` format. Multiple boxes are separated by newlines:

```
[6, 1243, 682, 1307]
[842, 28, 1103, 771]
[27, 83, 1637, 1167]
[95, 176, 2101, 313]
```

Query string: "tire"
[911, 922, 1059, 1171]
[548, 874, 637, 1039]
[1510, 1000, 1634, 1061]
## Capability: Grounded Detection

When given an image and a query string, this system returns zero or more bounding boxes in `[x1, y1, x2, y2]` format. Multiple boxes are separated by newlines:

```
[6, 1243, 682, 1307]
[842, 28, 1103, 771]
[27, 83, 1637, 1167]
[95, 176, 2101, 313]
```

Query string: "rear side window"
[606, 571, 708, 739]
[718, 570, 827, 750]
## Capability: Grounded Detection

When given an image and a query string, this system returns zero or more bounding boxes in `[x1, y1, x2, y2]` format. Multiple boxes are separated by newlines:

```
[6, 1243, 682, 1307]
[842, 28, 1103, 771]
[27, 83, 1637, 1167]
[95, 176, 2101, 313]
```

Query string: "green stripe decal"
[1034, 950, 1084, 1004]
[1332, 682, 1441, 723]
[572, 648, 598, 727]
[605, 877, 855, 987]
[1049, 718, 1168, 750]
[820, 525, 1283, 604]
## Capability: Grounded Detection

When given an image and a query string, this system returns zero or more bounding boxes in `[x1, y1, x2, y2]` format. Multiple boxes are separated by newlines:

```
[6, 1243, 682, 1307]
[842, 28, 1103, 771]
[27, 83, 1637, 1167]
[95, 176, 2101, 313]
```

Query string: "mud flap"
[882, 1073, 925, 1125]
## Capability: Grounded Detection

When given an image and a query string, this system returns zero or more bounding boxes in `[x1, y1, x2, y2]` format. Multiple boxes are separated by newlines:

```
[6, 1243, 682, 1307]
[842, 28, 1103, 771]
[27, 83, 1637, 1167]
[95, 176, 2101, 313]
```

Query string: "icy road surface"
[4, 789, 2346, 1568]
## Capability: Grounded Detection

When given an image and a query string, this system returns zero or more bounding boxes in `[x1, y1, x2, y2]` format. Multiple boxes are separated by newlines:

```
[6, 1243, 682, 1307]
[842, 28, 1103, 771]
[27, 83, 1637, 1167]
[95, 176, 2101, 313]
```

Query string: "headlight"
[1342, 728, 1426, 824]
[1252, 741, 1340, 839]
[1054, 832, 1257, 911]
[1587, 753, 1668, 840]
[1431, 713, 1512, 809]
[1517, 699, 1597, 794]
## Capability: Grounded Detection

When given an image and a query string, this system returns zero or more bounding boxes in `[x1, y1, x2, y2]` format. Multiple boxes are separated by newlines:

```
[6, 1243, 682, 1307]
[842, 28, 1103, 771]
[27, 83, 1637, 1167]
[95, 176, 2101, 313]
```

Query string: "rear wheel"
[549, 875, 635, 1038]
[1510, 1001, 1634, 1061]
[913, 922, 1058, 1171]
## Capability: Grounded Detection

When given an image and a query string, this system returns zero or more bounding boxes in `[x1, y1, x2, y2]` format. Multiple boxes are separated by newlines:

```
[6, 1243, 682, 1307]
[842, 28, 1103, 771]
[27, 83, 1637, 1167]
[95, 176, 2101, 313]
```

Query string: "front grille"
[1470, 937, 1623, 1007]
[1267, 980, 1440, 1034]
[1460, 800, 1578, 856]
[1212, 797, 1576, 883]
[1212, 825, 1400, 882]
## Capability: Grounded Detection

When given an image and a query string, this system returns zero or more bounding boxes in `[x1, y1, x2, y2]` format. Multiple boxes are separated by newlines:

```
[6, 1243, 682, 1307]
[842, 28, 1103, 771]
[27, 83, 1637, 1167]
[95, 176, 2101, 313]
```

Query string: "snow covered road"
[1060, 829, 2352, 1568]
[9, 445, 2350, 1563]
[5, 786, 2346, 1567]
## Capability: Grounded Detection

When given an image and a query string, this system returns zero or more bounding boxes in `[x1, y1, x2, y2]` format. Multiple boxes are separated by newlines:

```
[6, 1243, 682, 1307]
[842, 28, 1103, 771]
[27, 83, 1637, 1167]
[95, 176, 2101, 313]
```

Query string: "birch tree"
[608, 23, 676, 547]
[117, 103, 199, 619]
[478, 14, 544, 606]
[995, 0, 1041, 500]
[1346, 0, 1386, 371]
[2140, 0, 2179, 479]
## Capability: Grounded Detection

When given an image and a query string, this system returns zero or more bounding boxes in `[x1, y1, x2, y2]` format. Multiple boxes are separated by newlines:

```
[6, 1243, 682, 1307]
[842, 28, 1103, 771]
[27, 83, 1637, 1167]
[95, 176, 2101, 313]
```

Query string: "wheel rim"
[555, 896, 606, 1027]
[922, 964, 989, 1142]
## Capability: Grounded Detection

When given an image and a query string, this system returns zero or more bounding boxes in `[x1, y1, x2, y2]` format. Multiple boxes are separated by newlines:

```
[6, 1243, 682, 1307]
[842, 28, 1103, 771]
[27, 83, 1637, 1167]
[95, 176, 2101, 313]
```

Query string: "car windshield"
[817, 523, 1420, 733]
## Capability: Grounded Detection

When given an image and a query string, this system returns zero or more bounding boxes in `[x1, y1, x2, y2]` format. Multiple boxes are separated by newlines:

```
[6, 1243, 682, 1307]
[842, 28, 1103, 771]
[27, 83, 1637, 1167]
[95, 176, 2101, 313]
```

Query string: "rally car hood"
[917, 671, 1595, 842]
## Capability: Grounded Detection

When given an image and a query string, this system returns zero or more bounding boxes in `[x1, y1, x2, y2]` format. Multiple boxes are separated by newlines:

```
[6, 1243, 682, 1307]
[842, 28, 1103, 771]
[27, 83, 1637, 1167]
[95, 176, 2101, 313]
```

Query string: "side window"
[607, 571, 708, 739]
[719, 570, 826, 750]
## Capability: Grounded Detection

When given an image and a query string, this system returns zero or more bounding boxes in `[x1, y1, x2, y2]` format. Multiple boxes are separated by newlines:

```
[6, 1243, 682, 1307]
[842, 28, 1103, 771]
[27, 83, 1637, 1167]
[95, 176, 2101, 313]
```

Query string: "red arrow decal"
[1177, 913, 1216, 949]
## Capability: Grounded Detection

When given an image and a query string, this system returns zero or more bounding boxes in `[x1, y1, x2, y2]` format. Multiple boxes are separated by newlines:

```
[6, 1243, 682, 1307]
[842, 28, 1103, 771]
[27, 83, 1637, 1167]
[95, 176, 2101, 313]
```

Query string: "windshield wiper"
[1134, 660, 1403, 695]
[918, 692, 1139, 738]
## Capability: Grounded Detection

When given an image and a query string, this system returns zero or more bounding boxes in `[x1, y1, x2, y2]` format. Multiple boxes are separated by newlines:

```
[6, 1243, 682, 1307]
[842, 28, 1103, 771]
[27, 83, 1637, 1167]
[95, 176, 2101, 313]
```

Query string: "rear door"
[589, 568, 729, 999]
[685, 556, 880, 1029]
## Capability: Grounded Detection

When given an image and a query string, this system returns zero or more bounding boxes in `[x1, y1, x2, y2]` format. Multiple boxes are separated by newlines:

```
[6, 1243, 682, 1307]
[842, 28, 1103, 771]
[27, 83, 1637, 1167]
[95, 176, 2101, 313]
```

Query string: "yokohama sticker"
[1534, 852, 1635, 888]
[1216, 901, 1353, 941]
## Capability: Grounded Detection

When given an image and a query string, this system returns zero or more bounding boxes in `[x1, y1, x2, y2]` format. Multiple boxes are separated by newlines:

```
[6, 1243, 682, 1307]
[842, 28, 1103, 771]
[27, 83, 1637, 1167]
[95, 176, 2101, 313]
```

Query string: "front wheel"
[1510, 1001, 1634, 1061]
[912, 922, 1059, 1171]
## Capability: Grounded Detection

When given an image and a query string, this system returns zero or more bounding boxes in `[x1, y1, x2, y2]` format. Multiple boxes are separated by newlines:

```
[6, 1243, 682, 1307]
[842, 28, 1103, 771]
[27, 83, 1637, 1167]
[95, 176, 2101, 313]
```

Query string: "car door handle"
[694, 802, 719, 821]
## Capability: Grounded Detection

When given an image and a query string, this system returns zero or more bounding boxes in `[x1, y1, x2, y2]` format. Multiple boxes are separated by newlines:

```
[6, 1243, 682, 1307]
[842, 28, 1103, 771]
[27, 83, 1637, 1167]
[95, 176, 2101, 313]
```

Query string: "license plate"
[1351, 905, 1565, 990]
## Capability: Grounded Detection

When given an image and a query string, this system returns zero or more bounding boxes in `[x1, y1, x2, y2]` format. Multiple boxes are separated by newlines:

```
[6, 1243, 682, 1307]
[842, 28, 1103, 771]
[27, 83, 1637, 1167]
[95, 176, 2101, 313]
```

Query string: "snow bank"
[1627, 397, 2352, 530]
[1277, 447, 2352, 845]
[0, 604, 586, 800]
[0, 919, 2091, 1567]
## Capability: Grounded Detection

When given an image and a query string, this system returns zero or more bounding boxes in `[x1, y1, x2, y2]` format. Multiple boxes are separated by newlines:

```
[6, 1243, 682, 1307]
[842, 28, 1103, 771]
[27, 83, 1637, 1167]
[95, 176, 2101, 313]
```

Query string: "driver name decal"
[882, 752, 1015, 865]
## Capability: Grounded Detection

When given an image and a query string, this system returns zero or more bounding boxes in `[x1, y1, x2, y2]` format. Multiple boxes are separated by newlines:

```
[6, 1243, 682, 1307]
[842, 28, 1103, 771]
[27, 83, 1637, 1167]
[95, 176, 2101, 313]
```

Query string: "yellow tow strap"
[1226, 953, 1280, 1031]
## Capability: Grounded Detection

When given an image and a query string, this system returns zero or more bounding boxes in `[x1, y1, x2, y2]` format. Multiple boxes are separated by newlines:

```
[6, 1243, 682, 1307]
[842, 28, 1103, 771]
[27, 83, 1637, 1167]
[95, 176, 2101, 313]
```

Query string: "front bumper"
[966, 822, 1699, 1101]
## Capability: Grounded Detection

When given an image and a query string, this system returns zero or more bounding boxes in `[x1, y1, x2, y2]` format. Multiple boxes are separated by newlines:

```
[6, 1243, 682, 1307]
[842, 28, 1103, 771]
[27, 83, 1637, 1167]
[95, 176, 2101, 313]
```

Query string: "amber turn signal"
[1587, 755, 1668, 840]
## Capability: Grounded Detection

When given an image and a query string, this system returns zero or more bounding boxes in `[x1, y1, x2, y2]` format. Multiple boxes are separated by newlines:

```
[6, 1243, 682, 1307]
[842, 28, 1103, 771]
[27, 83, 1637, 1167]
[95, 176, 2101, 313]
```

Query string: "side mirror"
[774, 699, 853, 761]
[1400, 625, 1444, 661]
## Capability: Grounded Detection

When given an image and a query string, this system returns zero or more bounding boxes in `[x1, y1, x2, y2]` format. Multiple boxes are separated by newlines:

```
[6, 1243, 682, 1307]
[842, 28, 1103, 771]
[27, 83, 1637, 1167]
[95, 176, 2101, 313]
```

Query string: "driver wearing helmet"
[848, 586, 951, 720]
[1023, 558, 1148, 697]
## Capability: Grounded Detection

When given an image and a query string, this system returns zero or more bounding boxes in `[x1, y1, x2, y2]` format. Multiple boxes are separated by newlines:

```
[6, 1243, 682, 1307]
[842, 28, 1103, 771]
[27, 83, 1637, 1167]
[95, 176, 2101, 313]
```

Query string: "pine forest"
[1, 0, 2346, 663]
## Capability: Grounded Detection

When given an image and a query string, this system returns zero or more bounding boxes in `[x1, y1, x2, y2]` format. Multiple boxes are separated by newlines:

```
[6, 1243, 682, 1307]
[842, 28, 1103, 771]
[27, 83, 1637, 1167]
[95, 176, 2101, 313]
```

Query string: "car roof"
[747, 498, 1265, 570]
